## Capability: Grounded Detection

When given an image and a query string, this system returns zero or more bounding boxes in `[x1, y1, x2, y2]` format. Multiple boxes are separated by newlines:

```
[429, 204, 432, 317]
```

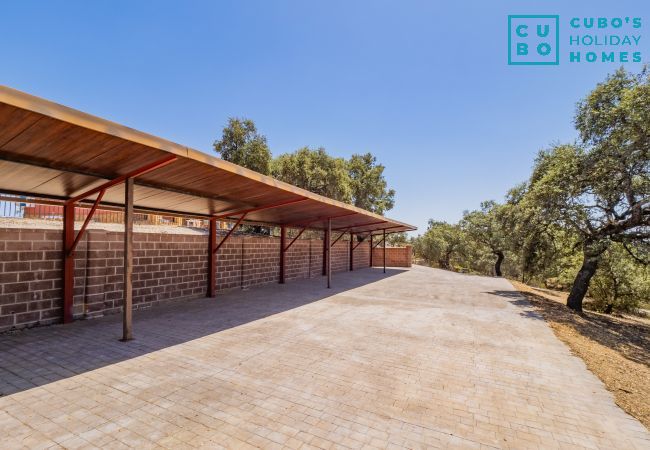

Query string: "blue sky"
[1, 0, 648, 234]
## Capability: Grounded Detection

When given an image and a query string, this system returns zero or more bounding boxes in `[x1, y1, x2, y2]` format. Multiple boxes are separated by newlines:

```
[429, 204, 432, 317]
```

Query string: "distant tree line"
[213, 119, 395, 216]
[413, 67, 649, 315]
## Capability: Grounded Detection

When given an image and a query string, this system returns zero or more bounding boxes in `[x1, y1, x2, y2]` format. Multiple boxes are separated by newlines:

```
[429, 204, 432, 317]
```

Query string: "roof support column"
[349, 233, 354, 271]
[322, 227, 328, 276]
[122, 177, 134, 341]
[208, 218, 217, 297]
[327, 218, 332, 288]
[279, 225, 286, 284]
[369, 235, 373, 267]
[383, 229, 386, 274]
[62, 202, 75, 324]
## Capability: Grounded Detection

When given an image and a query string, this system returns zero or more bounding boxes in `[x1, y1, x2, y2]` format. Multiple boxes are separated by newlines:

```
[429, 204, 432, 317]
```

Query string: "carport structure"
[0, 86, 415, 340]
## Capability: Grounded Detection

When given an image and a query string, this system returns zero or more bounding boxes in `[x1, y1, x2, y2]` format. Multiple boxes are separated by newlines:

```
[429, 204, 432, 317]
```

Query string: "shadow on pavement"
[486, 287, 650, 367]
[0, 267, 406, 396]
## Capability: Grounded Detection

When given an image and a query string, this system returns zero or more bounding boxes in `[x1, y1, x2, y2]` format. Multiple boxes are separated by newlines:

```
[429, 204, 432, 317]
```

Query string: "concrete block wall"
[371, 246, 412, 268]
[0, 229, 62, 330]
[0, 228, 375, 331]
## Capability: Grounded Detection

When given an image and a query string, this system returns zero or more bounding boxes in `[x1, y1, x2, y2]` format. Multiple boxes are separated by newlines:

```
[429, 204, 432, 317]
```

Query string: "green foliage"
[588, 244, 650, 313]
[413, 67, 649, 313]
[213, 119, 397, 234]
[386, 232, 408, 246]
[271, 147, 352, 202]
[525, 67, 649, 311]
[416, 221, 466, 270]
[348, 153, 395, 215]
[460, 201, 509, 276]
[213, 118, 272, 175]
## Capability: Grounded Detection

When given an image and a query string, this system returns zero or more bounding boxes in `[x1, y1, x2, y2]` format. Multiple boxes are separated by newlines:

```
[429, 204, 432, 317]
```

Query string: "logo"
[508, 15, 560, 65]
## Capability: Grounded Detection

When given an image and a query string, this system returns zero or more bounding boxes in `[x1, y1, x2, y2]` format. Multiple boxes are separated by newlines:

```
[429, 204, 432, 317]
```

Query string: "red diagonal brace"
[360, 225, 405, 235]
[352, 238, 366, 251]
[284, 226, 308, 252]
[68, 189, 106, 256]
[67, 155, 177, 204]
[334, 220, 386, 231]
[213, 197, 307, 220]
[285, 212, 358, 228]
[214, 213, 247, 253]
[330, 229, 349, 247]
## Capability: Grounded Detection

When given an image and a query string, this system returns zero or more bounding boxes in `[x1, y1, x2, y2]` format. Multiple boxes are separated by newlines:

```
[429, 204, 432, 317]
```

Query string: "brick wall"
[0, 228, 375, 331]
[371, 246, 412, 268]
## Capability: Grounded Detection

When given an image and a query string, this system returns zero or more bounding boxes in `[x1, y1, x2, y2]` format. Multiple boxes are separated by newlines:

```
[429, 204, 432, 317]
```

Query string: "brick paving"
[1, 266, 648, 449]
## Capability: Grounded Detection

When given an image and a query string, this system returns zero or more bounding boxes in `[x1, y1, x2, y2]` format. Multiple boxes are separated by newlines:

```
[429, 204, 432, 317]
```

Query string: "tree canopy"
[348, 153, 395, 215]
[413, 66, 650, 314]
[213, 121, 396, 215]
[271, 147, 352, 202]
[213, 118, 272, 175]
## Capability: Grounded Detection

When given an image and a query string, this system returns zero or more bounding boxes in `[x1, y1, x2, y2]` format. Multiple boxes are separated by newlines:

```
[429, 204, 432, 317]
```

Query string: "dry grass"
[510, 280, 650, 430]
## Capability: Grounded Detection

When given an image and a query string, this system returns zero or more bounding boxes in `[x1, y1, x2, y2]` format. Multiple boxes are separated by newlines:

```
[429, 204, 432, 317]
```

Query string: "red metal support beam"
[284, 227, 307, 252]
[327, 218, 332, 288]
[208, 218, 217, 297]
[322, 227, 329, 276]
[68, 189, 106, 256]
[330, 229, 349, 247]
[212, 197, 307, 220]
[333, 220, 386, 231]
[122, 177, 134, 341]
[369, 234, 373, 267]
[61, 156, 178, 327]
[349, 233, 354, 271]
[66, 155, 177, 204]
[62, 203, 75, 324]
[356, 225, 405, 235]
[383, 228, 387, 274]
[279, 225, 286, 284]
[286, 212, 358, 229]
[214, 214, 247, 253]
[352, 237, 366, 251]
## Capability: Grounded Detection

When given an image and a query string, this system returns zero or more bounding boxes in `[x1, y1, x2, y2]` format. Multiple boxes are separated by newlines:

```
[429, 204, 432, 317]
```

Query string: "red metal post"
[122, 177, 134, 341]
[322, 227, 328, 276]
[349, 233, 354, 271]
[383, 228, 386, 274]
[369, 234, 373, 267]
[280, 225, 286, 284]
[208, 218, 217, 297]
[62, 202, 75, 324]
[327, 218, 332, 288]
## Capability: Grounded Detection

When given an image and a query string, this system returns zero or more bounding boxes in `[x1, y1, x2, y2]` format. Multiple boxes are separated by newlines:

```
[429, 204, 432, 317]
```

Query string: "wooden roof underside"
[0, 86, 416, 235]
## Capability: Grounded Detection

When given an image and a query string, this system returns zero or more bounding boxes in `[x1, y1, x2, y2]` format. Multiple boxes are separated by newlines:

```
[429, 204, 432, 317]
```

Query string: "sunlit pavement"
[1, 266, 648, 449]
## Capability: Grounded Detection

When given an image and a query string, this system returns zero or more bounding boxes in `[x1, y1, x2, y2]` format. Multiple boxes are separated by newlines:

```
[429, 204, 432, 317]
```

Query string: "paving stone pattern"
[0, 266, 648, 449]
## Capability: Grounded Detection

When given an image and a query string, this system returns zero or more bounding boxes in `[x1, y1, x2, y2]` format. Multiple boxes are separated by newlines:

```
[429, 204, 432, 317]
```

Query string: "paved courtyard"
[1, 266, 648, 449]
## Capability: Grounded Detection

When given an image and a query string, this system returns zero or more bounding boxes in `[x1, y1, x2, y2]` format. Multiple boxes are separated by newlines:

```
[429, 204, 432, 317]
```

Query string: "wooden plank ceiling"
[0, 86, 416, 235]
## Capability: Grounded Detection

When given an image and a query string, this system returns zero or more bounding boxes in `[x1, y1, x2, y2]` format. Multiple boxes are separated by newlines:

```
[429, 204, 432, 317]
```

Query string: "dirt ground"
[510, 280, 650, 430]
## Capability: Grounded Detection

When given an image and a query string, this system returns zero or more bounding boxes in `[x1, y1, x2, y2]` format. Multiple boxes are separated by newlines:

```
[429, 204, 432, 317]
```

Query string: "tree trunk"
[443, 250, 453, 270]
[494, 251, 504, 277]
[566, 247, 601, 313]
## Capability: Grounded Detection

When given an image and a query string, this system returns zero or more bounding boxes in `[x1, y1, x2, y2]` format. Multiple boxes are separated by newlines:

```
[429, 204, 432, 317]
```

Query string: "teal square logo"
[508, 15, 560, 65]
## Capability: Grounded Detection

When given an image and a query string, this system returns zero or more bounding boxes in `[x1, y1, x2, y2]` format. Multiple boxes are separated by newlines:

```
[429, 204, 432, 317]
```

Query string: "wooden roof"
[0, 86, 415, 235]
